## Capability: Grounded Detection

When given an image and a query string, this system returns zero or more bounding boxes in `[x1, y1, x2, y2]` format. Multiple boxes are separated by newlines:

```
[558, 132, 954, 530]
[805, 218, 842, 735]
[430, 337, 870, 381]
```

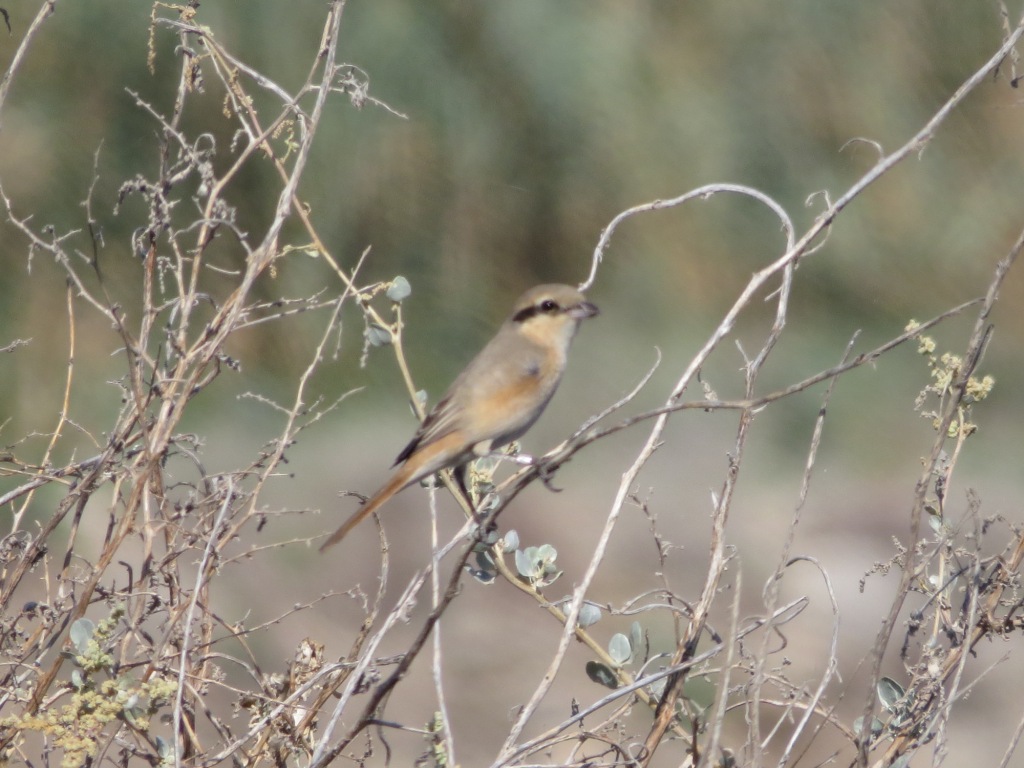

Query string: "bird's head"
[509, 284, 599, 350]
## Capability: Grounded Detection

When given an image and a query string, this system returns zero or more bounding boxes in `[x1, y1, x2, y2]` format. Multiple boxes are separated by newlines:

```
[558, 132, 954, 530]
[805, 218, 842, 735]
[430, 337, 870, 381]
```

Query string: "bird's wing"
[392, 326, 529, 465]
[392, 390, 461, 466]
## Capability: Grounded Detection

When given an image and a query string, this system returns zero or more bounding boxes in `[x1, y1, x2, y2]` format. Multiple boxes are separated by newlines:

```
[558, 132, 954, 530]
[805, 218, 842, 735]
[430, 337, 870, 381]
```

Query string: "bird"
[320, 283, 599, 551]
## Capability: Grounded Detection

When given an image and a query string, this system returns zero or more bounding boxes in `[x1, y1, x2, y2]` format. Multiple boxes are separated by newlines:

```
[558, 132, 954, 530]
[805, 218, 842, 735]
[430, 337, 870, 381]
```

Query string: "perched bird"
[321, 284, 599, 550]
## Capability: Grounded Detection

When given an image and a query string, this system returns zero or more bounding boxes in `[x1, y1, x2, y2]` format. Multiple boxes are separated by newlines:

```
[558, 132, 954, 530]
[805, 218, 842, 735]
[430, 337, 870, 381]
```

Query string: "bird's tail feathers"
[319, 467, 412, 551]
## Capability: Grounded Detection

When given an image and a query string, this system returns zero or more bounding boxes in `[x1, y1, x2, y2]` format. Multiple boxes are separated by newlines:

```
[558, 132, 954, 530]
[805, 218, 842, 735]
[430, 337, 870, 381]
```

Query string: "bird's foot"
[480, 451, 562, 492]
[534, 460, 562, 493]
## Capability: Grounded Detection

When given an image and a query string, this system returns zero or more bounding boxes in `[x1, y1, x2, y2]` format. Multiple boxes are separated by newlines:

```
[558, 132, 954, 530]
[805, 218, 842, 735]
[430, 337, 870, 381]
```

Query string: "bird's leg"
[479, 450, 563, 493]
[452, 464, 472, 505]
[453, 463, 493, 525]
[533, 459, 563, 493]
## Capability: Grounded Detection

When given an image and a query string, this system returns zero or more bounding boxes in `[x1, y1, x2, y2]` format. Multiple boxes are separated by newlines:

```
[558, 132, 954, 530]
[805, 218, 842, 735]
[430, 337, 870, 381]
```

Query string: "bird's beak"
[569, 301, 600, 320]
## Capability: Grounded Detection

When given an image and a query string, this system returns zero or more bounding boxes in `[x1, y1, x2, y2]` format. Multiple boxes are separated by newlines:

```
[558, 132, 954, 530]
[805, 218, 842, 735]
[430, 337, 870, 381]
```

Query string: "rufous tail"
[319, 468, 411, 551]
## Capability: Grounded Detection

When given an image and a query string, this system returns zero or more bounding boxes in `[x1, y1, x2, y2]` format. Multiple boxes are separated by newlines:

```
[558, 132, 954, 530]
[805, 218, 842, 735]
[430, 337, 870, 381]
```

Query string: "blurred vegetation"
[2, 3, 1024, 767]
[3, 2, 1022, 393]
[1, 1, 1021, 559]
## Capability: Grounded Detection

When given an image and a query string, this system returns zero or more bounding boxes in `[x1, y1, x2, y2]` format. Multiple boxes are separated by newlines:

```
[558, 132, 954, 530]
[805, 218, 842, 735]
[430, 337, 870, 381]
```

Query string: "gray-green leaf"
[585, 661, 618, 690]
[536, 544, 557, 563]
[577, 603, 602, 628]
[365, 323, 392, 347]
[630, 621, 643, 657]
[475, 550, 495, 570]
[608, 633, 632, 665]
[515, 548, 537, 578]
[853, 715, 885, 741]
[156, 736, 172, 759]
[501, 530, 519, 553]
[466, 565, 496, 584]
[877, 677, 905, 712]
[479, 528, 501, 546]
[70, 618, 95, 653]
[387, 276, 412, 302]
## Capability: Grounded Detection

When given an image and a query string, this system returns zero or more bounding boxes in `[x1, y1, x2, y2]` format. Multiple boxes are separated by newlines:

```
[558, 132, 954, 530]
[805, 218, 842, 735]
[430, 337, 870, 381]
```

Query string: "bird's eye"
[539, 299, 559, 312]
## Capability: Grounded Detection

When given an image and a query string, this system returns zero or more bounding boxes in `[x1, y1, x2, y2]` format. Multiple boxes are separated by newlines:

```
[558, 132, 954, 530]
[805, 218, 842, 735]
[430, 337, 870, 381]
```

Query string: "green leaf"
[577, 603, 601, 628]
[467, 551, 497, 584]
[630, 621, 643, 657]
[123, 703, 146, 726]
[877, 677, 905, 712]
[585, 661, 618, 689]
[501, 530, 519, 553]
[536, 544, 557, 563]
[853, 715, 885, 741]
[387, 276, 412, 302]
[156, 736, 172, 759]
[365, 322, 392, 347]
[475, 550, 495, 570]
[608, 633, 632, 665]
[466, 565, 495, 584]
[515, 548, 537, 578]
[70, 618, 95, 653]
[479, 528, 501, 546]
[514, 545, 562, 586]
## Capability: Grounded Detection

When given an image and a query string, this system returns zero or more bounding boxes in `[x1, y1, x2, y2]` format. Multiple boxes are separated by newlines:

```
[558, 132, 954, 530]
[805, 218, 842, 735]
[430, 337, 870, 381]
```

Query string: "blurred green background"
[1, 1, 1021, 501]
[2, 1, 1022, 439]
[2, 2, 1024, 766]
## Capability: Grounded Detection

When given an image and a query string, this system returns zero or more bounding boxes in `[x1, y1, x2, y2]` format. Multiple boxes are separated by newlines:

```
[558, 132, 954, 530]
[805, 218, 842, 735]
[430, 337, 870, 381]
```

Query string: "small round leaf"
[387, 276, 412, 302]
[156, 737, 172, 759]
[70, 618, 95, 653]
[585, 661, 619, 690]
[479, 528, 501, 546]
[853, 715, 885, 741]
[577, 603, 602, 628]
[475, 550, 495, 570]
[465, 565, 496, 584]
[630, 621, 644, 655]
[608, 633, 632, 665]
[365, 323, 392, 347]
[515, 548, 536, 578]
[877, 677, 905, 712]
[536, 544, 557, 563]
[501, 530, 519, 553]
